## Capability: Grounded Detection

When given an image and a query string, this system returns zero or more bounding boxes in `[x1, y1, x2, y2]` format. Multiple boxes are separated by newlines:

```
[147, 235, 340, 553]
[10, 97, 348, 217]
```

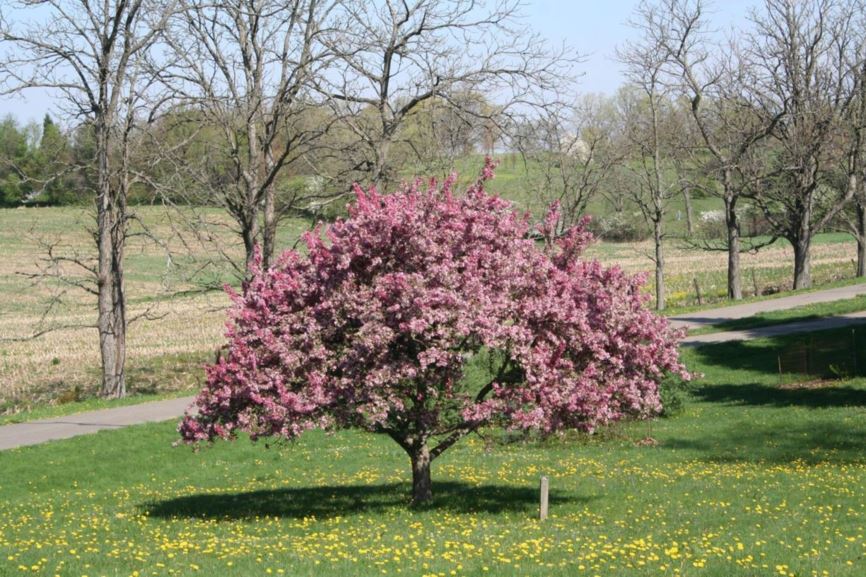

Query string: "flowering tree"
[180, 159, 688, 504]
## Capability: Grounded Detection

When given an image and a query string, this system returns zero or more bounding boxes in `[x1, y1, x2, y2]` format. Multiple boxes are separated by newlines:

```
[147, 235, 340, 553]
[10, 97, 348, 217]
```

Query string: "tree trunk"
[793, 233, 812, 290]
[410, 444, 433, 505]
[242, 214, 260, 272]
[373, 139, 391, 190]
[654, 217, 665, 311]
[262, 182, 276, 270]
[857, 202, 866, 277]
[95, 123, 127, 398]
[682, 187, 694, 237]
[97, 265, 127, 398]
[724, 191, 742, 300]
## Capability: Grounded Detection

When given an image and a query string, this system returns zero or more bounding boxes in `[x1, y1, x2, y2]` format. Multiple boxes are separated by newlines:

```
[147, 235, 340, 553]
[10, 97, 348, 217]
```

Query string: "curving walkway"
[0, 396, 195, 451]
[668, 282, 866, 331]
[678, 310, 866, 347]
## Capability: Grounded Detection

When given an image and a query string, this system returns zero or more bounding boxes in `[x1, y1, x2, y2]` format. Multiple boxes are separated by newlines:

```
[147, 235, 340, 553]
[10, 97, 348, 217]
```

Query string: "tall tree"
[745, 0, 863, 289]
[657, 0, 781, 300]
[162, 0, 339, 270]
[0, 0, 175, 397]
[618, 1, 684, 311]
[318, 0, 573, 189]
[835, 41, 866, 276]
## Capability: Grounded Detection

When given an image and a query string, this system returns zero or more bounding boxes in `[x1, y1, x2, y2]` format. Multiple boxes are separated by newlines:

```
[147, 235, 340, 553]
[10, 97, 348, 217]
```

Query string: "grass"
[685, 294, 866, 335]
[2, 329, 866, 576]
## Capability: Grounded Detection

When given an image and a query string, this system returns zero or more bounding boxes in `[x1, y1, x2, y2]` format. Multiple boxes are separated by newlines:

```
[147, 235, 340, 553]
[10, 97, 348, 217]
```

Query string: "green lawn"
[2, 331, 866, 576]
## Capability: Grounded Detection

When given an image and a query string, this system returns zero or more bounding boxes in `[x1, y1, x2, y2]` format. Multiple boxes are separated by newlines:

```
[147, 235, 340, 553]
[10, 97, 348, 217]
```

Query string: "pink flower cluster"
[180, 159, 688, 449]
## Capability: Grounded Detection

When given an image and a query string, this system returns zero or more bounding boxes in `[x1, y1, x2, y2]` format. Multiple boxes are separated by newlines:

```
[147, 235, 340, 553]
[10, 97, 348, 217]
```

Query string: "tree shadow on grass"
[689, 336, 805, 378]
[662, 420, 866, 464]
[685, 330, 866, 409]
[143, 481, 586, 520]
[693, 381, 866, 409]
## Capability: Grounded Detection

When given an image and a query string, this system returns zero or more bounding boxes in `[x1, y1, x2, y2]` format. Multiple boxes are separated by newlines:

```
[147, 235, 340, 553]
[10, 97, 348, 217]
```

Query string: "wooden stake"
[692, 278, 703, 305]
[539, 476, 549, 521]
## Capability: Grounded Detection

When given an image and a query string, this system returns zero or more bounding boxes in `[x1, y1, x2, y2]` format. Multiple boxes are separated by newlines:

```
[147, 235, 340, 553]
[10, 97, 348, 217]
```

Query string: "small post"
[777, 354, 783, 384]
[539, 476, 549, 521]
[692, 278, 703, 305]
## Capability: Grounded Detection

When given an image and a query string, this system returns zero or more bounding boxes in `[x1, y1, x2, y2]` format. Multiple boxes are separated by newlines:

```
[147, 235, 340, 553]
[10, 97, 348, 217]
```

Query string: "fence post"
[539, 476, 549, 521]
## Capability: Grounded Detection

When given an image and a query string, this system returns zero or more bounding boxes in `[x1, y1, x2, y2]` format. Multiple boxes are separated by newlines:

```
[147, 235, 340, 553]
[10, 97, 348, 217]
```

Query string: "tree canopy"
[180, 160, 688, 503]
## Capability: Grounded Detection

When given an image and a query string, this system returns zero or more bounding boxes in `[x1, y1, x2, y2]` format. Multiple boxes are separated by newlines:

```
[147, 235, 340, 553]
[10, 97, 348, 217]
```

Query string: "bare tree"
[317, 0, 574, 189]
[618, 1, 685, 311]
[655, 0, 782, 300]
[745, 0, 863, 289]
[0, 0, 175, 398]
[162, 0, 339, 270]
[395, 90, 493, 174]
[836, 39, 866, 276]
[515, 95, 625, 231]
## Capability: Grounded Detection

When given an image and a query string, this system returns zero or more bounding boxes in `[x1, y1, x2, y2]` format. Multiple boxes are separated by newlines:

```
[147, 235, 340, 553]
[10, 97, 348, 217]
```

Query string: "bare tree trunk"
[95, 123, 127, 398]
[372, 137, 392, 189]
[410, 443, 433, 505]
[243, 216, 260, 272]
[857, 202, 866, 277]
[793, 233, 812, 290]
[97, 259, 127, 398]
[262, 183, 276, 270]
[724, 190, 742, 300]
[682, 186, 694, 237]
[654, 217, 665, 311]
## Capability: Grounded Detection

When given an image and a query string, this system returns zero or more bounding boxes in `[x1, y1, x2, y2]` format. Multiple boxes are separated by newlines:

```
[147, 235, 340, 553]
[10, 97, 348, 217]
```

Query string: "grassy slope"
[2, 330, 866, 576]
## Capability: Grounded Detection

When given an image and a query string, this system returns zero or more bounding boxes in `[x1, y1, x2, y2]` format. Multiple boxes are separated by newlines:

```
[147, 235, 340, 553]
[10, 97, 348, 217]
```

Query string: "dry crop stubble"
[585, 237, 858, 304]
[0, 206, 244, 407]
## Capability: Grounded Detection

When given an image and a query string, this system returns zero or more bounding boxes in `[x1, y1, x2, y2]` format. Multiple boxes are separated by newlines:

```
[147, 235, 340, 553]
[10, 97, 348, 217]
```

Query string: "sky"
[527, 0, 756, 93]
[0, 0, 759, 126]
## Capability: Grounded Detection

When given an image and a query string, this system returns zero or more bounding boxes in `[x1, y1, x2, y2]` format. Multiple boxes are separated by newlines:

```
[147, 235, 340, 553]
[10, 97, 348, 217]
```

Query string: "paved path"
[0, 396, 194, 451]
[679, 310, 866, 346]
[3, 282, 866, 451]
[668, 282, 866, 330]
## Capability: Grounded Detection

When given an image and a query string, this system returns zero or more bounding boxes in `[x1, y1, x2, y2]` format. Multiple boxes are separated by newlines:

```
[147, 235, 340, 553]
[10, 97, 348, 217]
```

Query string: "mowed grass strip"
[686, 294, 866, 335]
[2, 329, 866, 576]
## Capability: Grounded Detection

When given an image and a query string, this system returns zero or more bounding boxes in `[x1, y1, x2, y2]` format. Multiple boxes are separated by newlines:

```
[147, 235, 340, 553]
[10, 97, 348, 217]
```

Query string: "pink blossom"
[180, 161, 688, 480]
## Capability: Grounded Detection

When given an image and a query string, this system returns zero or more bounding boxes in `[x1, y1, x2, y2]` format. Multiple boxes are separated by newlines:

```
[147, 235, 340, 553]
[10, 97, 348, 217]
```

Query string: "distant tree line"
[0, 114, 92, 206]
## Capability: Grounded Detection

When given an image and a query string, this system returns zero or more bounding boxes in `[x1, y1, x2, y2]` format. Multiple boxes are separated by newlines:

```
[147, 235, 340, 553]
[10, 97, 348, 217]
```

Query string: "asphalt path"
[678, 310, 866, 346]
[668, 282, 866, 330]
[0, 396, 194, 451]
